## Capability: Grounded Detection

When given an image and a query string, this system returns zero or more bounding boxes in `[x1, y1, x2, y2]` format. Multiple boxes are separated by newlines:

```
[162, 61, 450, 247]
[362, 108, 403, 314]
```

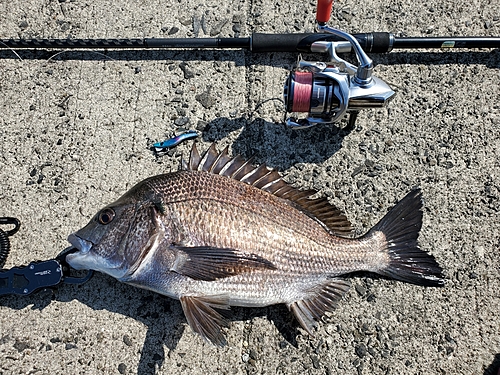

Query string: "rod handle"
[251, 32, 393, 53]
[316, 0, 334, 23]
[251, 33, 318, 52]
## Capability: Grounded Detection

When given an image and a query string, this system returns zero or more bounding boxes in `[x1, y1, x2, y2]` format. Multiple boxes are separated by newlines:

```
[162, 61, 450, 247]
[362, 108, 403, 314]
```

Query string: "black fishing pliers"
[0, 217, 93, 296]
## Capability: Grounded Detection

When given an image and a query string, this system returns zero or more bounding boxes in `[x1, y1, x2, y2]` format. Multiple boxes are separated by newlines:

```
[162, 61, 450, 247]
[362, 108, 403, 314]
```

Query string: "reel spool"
[284, 68, 347, 128]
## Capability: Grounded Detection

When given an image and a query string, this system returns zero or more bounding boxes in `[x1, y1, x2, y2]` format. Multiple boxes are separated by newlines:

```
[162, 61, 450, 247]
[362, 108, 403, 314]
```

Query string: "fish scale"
[166, 196, 356, 274]
[66, 143, 444, 346]
[159, 172, 353, 258]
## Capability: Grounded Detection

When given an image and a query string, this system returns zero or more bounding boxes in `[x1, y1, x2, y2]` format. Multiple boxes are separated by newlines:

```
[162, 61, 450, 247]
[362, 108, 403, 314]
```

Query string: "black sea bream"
[66, 144, 444, 345]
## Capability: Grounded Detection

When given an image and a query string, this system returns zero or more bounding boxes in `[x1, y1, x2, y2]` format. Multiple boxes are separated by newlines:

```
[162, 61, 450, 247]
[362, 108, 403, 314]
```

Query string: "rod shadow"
[376, 50, 500, 69]
[0, 48, 498, 68]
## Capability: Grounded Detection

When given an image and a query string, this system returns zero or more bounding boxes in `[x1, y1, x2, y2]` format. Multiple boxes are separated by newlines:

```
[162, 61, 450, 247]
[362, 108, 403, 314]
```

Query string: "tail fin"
[371, 188, 444, 287]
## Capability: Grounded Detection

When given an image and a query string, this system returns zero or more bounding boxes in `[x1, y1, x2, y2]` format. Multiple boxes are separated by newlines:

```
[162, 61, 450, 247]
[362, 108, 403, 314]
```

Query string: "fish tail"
[369, 188, 444, 287]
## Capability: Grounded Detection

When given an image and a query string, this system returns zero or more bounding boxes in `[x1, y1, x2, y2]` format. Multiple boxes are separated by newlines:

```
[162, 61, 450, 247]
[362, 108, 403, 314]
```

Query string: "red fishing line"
[291, 71, 313, 112]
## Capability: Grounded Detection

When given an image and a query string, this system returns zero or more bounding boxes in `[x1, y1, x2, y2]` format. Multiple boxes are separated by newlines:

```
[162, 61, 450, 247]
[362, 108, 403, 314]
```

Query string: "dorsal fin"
[186, 143, 352, 235]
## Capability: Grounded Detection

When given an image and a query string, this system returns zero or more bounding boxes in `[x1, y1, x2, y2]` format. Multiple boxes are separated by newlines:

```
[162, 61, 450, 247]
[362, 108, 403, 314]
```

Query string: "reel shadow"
[199, 116, 353, 169]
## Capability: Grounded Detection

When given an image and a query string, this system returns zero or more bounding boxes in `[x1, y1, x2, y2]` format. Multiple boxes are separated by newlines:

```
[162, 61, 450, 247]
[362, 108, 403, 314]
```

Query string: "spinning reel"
[283, 0, 395, 128]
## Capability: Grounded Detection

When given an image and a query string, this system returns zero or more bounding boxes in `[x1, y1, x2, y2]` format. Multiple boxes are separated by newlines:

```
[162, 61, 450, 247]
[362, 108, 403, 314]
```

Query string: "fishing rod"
[1, 0, 499, 129]
[3, 32, 499, 52]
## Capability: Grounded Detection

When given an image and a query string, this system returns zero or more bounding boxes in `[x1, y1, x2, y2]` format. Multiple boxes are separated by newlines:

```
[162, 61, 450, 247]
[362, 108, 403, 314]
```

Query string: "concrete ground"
[1, 0, 499, 374]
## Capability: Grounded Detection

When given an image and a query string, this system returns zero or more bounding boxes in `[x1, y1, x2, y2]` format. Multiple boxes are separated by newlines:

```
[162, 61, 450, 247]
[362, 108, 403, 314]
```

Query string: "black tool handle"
[0, 260, 64, 296]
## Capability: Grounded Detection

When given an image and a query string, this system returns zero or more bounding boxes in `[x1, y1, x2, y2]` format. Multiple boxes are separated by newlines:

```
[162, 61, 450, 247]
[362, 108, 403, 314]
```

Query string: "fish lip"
[67, 233, 93, 254]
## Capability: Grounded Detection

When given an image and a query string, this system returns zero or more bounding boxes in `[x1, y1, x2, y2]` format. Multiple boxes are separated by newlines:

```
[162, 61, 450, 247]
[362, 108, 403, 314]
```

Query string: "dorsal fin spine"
[252, 170, 275, 188]
[241, 164, 271, 185]
[189, 144, 202, 171]
[240, 167, 262, 184]
[200, 144, 219, 172]
[206, 144, 226, 173]
[211, 147, 231, 174]
[260, 179, 283, 191]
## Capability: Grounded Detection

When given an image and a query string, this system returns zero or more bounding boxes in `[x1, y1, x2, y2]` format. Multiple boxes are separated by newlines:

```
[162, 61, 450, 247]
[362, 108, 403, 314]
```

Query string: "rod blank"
[1, 33, 499, 54]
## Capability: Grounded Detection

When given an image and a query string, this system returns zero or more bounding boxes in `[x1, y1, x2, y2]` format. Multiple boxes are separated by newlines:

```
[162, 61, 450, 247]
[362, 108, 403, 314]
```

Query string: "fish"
[66, 143, 444, 346]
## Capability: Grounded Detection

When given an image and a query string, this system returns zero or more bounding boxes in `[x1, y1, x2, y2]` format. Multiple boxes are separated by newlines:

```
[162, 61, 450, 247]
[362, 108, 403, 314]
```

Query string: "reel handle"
[316, 0, 334, 23]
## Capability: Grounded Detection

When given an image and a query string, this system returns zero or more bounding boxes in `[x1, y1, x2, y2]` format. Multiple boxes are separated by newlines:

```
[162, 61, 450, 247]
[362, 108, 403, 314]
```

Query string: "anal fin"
[288, 279, 350, 336]
[180, 295, 230, 346]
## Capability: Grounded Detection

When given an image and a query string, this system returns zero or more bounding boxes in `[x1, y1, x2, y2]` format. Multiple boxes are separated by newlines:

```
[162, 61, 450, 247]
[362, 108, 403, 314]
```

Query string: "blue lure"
[153, 130, 198, 151]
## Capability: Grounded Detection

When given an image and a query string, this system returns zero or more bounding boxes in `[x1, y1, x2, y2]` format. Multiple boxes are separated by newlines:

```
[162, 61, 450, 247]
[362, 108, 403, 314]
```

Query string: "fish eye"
[98, 208, 115, 225]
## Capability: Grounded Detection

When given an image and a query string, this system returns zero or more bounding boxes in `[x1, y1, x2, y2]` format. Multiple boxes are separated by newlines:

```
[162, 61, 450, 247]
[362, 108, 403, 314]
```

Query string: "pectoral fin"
[180, 295, 230, 346]
[170, 245, 276, 281]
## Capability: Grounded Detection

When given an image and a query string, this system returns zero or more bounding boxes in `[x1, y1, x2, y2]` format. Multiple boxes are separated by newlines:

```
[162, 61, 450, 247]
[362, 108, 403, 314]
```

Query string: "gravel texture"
[1, 0, 499, 374]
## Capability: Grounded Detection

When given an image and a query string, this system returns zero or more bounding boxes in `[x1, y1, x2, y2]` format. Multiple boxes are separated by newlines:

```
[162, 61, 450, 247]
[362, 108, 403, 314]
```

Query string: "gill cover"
[66, 195, 163, 280]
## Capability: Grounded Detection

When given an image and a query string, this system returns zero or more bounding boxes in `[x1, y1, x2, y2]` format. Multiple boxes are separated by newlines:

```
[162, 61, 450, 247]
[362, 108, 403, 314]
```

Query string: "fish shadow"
[484, 354, 500, 375]
[199, 116, 354, 169]
[0, 272, 301, 374]
[0, 274, 178, 373]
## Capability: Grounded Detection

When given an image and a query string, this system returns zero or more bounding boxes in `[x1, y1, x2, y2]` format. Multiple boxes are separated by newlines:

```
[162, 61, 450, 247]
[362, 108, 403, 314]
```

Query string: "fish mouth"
[67, 233, 93, 254]
[65, 233, 96, 271]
